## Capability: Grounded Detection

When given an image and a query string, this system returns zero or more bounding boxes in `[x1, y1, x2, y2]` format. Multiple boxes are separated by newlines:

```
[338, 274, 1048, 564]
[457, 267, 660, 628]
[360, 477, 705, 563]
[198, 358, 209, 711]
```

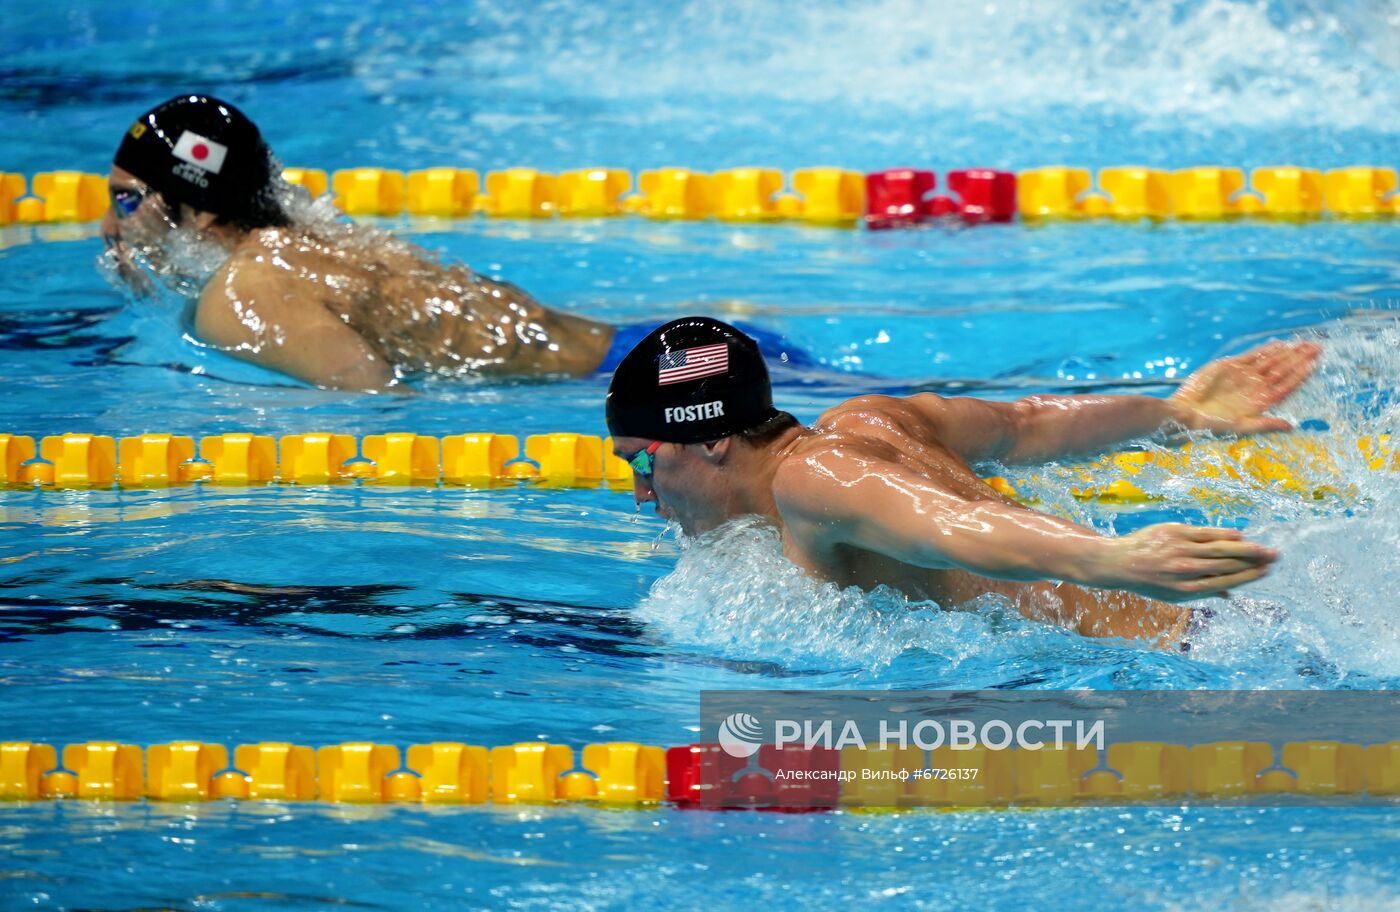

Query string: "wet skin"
[616, 341, 1322, 647]
[102, 166, 615, 390]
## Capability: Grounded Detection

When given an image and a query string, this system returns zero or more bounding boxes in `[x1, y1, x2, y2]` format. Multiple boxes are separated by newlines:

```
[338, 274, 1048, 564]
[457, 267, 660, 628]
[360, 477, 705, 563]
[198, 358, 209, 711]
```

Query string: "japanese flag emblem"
[172, 130, 228, 174]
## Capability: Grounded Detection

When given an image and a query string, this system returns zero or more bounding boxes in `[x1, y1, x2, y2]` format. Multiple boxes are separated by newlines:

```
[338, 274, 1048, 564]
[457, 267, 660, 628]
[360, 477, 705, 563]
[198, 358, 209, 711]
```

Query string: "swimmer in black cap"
[102, 95, 807, 390]
[608, 317, 1322, 648]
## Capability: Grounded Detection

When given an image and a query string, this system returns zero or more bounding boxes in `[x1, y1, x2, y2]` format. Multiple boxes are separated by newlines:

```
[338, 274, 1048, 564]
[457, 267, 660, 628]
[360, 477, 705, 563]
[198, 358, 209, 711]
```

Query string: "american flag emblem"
[658, 343, 729, 385]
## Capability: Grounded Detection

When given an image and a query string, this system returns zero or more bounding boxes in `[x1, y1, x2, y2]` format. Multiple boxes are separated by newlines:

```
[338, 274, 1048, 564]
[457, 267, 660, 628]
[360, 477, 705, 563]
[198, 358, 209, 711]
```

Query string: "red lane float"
[947, 169, 1017, 223]
[864, 169, 936, 229]
[864, 169, 1017, 228]
[666, 743, 839, 810]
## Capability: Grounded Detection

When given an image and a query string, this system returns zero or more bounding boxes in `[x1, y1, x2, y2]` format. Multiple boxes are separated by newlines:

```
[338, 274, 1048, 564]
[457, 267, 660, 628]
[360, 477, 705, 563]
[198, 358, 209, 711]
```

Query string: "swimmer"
[607, 317, 1323, 648]
[100, 94, 806, 390]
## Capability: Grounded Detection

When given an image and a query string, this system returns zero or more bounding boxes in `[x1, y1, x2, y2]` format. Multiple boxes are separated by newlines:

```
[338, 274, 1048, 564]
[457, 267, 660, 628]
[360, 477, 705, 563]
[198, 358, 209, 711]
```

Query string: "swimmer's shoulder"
[771, 432, 898, 516]
[815, 393, 949, 441]
[205, 227, 269, 274]
[194, 233, 299, 346]
[769, 434, 913, 567]
[770, 439, 842, 553]
[205, 227, 314, 298]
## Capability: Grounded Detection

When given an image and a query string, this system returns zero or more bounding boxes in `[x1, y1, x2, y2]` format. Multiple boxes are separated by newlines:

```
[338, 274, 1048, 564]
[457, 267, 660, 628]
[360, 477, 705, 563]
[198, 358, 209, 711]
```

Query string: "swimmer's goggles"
[109, 185, 151, 219]
[623, 441, 663, 478]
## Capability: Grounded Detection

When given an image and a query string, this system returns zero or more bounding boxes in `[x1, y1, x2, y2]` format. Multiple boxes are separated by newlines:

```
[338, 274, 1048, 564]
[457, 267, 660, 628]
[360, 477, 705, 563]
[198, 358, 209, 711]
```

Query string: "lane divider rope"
[0, 431, 1394, 502]
[1, 165, 1396, 227]
[2, 739, 1396, 808]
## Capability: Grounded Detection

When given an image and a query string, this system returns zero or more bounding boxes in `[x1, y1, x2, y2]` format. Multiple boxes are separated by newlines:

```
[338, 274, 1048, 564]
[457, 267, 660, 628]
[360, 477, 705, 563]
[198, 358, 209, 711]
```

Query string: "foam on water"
[637, 515, 962, 671]
[10, 0, 1398, 134]
[493, 0, 1400, 130]
[11, 0, 1398, 172]
[1168, 884, 1400, 912]
[1210, 321, 1400, 679]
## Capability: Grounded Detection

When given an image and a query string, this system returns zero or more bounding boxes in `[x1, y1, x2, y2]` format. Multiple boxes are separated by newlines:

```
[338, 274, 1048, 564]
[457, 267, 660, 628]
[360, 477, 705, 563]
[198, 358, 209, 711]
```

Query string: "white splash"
[500, 0, 1400, 129]
[635, 515, 995, 670]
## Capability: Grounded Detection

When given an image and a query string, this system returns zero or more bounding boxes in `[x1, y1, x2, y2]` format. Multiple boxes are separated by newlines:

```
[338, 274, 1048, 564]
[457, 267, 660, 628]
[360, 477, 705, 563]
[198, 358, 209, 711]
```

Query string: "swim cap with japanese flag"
[606, 317, 778, 444]
[171, 130, 228, 174]
[114, 94, 282, 226]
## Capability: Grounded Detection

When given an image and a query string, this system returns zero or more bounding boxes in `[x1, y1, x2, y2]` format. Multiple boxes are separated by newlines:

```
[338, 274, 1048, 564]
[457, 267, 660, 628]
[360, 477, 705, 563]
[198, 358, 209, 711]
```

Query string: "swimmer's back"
[196, 225, 612, 386]
[805, 393, 1006, 502]
[196, 231, 396, 388]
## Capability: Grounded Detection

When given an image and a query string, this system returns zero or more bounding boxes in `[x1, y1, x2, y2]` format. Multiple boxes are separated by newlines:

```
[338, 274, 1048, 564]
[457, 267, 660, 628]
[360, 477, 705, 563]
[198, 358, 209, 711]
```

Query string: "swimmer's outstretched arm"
[917, 341, 1321, 465]
[775, 444, 1277, 605]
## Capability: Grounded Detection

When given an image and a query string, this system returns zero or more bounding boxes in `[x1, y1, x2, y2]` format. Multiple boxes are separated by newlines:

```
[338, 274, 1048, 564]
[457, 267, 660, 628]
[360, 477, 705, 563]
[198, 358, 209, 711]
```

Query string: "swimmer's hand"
[1169, 340, 1321, 435]
[1094, 523, 1277, 602]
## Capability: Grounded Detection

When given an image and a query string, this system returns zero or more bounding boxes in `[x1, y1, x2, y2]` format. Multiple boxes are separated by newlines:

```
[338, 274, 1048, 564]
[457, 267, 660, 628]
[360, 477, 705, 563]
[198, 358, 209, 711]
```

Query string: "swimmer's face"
[614, 435, 733, 535]
[103, 165, 175, 252]
[101, 165, 231, 296]
[100, 165, 174, 296]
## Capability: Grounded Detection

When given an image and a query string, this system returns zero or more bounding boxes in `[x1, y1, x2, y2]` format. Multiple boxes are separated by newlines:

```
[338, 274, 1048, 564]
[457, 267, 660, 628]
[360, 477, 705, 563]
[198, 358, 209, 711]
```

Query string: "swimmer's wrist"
[1066, 533, 1123, 589]
[1163, 395, 1204, 432]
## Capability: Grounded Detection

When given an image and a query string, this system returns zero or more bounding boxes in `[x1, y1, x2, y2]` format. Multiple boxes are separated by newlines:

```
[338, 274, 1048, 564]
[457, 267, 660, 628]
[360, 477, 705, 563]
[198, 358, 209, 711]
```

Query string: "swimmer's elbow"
[307, 358, 399, 393]
[236, 341, 398, 392]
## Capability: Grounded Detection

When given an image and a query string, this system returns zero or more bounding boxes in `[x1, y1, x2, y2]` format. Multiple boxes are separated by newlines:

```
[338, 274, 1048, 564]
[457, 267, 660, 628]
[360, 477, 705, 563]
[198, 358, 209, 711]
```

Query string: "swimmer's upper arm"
[907, 389, 1204, 467]
[195, 257, 395, 391]
[904, 393, 1167, 466]
[774, 443, 1111, 583]
[776, 446, 978, 571]
[817, 394, 1019, 464]
[903, 394, 1022, 464]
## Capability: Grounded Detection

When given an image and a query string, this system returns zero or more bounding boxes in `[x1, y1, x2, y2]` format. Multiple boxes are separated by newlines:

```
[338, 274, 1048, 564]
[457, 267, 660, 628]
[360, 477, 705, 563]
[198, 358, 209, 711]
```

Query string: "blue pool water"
[4, 0, 1400, 908]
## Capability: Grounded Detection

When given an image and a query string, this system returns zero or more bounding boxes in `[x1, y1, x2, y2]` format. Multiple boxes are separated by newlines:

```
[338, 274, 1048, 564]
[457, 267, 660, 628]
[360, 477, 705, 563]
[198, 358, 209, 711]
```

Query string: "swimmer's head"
[608, 317, 795, 533]
[606, 316, 779, 444]
[109, 94, 289, 233]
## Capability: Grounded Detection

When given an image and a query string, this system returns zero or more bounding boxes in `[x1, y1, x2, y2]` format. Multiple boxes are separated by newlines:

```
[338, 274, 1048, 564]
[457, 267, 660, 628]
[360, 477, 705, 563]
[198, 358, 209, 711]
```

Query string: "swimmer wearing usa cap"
[102, 95, 808, 390]
[607, 317, 1321, 648]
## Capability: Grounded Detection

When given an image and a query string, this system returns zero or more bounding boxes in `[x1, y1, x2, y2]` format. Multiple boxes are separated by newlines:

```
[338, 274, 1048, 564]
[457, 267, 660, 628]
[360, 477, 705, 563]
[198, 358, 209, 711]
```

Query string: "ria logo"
[718, 712, 764, 758]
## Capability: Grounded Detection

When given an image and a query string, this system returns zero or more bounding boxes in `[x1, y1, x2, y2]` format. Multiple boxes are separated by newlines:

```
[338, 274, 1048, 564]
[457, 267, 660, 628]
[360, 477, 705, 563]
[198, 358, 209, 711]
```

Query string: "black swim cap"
[114, 94, 283, 225]
[606, 317, 778, 443]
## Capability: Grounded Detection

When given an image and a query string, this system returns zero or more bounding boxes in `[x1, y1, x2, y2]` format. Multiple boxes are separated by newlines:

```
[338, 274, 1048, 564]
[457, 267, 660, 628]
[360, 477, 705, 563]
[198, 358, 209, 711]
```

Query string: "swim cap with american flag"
[606, 317, 778, 443]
